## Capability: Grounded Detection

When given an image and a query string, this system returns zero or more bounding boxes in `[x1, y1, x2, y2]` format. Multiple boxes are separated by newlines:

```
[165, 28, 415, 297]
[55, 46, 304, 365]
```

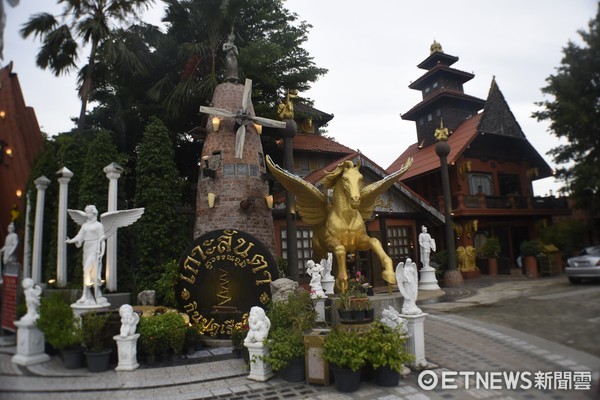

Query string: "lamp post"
[280, 119, 299, 281]
[434, 119, 463, 287]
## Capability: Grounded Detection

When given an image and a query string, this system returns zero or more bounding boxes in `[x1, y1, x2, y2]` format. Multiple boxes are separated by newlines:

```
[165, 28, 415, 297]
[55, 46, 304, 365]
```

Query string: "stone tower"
[195, 82, 276, 256]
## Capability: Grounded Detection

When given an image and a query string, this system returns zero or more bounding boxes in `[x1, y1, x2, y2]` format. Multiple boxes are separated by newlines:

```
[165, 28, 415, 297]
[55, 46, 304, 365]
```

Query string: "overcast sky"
[2, 1, 598, 196]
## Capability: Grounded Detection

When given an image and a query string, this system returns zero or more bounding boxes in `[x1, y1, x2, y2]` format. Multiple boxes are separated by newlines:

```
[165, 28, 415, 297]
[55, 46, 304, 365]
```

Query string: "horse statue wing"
[67, 209, 88, 225]
[100, 208, 145, 239]
[266, 155, 327, 226]
[358, 157, 413, 220]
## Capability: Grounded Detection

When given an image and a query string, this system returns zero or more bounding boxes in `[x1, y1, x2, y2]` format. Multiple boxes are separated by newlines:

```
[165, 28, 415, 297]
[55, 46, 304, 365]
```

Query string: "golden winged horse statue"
[266, 155, 413, 292]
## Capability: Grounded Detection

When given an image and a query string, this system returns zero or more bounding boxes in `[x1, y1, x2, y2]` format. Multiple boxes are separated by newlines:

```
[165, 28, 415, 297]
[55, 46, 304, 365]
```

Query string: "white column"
[104, 162, 123, 292]
[400, 312, 429, 369]
[32, 176, 50, 284]
[56, 167, 73, 287]
[22, 193, 32, 278]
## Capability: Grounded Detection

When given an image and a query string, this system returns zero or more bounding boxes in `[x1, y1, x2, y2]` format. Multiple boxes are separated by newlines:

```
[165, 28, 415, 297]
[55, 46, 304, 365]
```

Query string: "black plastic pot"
[61, 346, 84, 369]
[85, 349, 112, 373]
[331, 365, 361, 392]
[375, 365, 400, 387]
[281, 357, 305, 382]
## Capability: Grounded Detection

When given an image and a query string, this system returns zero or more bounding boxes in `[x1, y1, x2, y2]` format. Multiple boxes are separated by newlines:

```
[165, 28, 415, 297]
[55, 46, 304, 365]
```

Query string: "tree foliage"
[133, 118, 187, 289]
[20, 0, 154, 130]
[533, 5, 600, 211]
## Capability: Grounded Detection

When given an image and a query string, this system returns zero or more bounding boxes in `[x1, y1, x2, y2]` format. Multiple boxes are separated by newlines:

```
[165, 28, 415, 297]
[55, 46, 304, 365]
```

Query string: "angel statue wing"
[395, 261, 408, 299]
[266, 155, 327, 226]
[67, 209, 88, 226]
[358, 157, 413, 220]
[100, 208, 145, 239]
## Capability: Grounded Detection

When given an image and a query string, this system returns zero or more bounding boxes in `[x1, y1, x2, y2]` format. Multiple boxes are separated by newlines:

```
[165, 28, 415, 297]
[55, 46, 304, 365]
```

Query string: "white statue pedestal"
[418, 267, 440, 291]
[71, 302, 110, 318]
[245, 342, 273, 381]
[313, 298, 326, 322]
[399, 312, 428, 369]
[321, 279, 334, 295]
[113, 334, 140, 371]
[11, 320, 51, 366]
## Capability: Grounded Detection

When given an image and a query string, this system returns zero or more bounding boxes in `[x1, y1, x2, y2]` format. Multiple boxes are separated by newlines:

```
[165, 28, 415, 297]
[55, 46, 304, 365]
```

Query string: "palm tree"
[20, 0, 154, 131]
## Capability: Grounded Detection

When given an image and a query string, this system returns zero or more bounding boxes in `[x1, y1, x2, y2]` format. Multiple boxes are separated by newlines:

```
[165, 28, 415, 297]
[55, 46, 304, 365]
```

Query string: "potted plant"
[520, 240, 542, 279]
[263, 327, 305, 381]
[36, 293, 84, 369]
[322, 326, 368, 392]
[364, 322, 413, 386]
[230, 323, 249, 359]
[479, 237, 501, 276]
[263, 290, 316, 381]
[82, 312, 111, 372]
[185, 323, 204, 355]
[139, 315, 159, 364]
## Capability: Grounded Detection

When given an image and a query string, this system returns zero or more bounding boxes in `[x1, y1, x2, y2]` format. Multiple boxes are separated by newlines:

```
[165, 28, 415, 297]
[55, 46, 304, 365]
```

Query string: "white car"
[566, 245, 600, 283]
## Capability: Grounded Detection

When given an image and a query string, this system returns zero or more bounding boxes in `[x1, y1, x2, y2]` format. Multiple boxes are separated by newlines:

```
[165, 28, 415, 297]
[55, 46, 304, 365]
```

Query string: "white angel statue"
[395, 258, 422, 315]
[67, 205, 144, 306]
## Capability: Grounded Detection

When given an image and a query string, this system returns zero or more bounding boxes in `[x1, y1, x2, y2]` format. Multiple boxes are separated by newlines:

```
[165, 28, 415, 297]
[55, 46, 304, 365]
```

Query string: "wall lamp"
[254, 123, 263, 135]
[207, 192, 216, 208]
[212, 117, 221, 133]
[264, 195, 274, 209]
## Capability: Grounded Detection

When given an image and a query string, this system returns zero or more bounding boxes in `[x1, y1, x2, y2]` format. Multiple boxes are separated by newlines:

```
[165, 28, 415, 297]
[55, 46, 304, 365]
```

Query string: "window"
[424, 86, 430, 94]
[419, 118, 424, 126]
[468, 173, 493, 195]
[433, 82, 439, 88]
[281, 228, 313, 277]
[387, 226, 414, 265]
[427, 113, 433, 122]
[436, 108, 441, 117]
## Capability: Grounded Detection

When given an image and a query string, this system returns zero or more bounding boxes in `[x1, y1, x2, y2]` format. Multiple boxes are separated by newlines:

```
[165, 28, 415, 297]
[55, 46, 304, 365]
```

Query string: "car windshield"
[582, 246, 600, 256]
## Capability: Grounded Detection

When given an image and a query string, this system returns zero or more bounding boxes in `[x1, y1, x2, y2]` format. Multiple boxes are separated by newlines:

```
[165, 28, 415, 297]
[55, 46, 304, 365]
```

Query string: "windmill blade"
[252, 116, 287, 129]
[234, 124, 246, 158]
[199, 106, 236, 119]
[241, 79, 252, 111]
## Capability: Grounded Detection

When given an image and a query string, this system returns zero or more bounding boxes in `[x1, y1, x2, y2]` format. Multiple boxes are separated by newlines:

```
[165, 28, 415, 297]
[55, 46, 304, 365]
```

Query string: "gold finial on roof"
[435, 117, 449, 141]
[430, 40, 443, 54]
[277, 89, 298, 120]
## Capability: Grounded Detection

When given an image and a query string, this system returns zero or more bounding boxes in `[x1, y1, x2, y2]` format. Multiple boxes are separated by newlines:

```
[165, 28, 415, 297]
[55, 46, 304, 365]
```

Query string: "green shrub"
[82, 312, 110, 353]
[36, 293, 82, 350]
[266, 290, 316, 332]
[520, 240, 542, 257]
[479, 237, 501, 258]
[364, 322, 413, 372]
[139, 311, 187, 359]
[263, 327, 304, 371]
[322, 327, 368, 371]
[154, 259, 179, 308]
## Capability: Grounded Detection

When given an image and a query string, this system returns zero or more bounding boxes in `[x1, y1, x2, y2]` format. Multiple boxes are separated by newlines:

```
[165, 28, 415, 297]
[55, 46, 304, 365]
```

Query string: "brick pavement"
[1, 278, 599, 399]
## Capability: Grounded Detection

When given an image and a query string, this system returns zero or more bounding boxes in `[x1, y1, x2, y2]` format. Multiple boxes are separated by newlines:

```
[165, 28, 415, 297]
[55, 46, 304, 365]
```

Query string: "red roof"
[387, 113, 482, 179]
[280, 132, 355, 155]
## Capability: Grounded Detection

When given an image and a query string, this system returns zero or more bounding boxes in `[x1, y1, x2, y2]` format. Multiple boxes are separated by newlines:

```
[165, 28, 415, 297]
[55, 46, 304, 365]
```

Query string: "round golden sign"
[176, 229, 278, 338]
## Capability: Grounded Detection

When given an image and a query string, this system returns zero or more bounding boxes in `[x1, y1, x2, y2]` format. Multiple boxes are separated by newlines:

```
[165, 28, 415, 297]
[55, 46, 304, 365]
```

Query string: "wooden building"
[0, 63, 43, 250]
[387, 44, 570, 274]
[266, 104, 444, 286]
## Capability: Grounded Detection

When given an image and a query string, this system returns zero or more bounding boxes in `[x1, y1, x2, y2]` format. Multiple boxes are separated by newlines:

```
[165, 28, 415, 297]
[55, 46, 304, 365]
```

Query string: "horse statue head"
[322, 160, 364, 210]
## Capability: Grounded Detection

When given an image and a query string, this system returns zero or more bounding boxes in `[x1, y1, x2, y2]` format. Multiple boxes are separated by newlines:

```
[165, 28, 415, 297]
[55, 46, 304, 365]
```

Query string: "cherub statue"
[267, 155, 413, 292]
[21, 277, 42, 323]
[244, 306, 270, 346]
[67, 205, 144, 306]
[380, 305, 407, 334]
[119, 304, 140, 337]
[396, 258, 422, 315]
[306, 260, 325, 299]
